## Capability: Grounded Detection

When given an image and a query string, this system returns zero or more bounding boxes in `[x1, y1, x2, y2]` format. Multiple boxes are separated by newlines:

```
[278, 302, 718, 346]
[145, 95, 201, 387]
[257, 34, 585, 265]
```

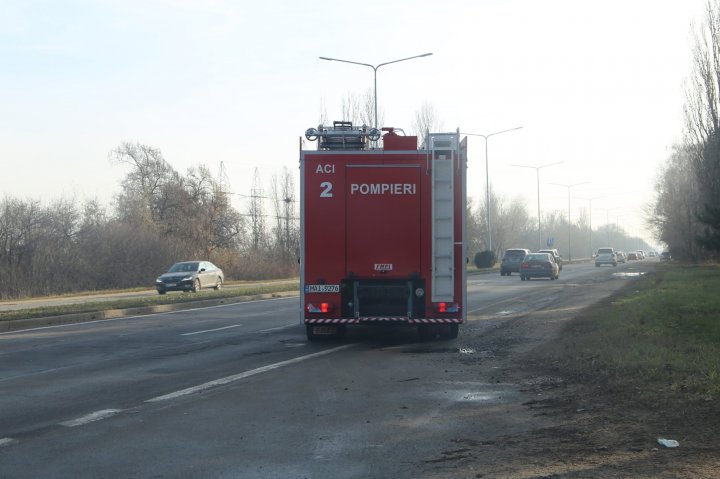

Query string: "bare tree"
[466, 198, 484, 258]
[271, 166, 299, 264]
[185, 165, 245, 257]
[248, 169, 267, 251]
[650, 145, 708, 260]
[684, 0, 720, 254]
[339, 89, 376, 127]
[412, 101, 444, 146]
[110, 142, 182, 227]
[474, 186, 535, 258]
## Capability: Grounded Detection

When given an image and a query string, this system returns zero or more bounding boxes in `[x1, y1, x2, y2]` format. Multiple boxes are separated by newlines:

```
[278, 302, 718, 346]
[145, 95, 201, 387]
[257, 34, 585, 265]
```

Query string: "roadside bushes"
[474, 250, 496, 269]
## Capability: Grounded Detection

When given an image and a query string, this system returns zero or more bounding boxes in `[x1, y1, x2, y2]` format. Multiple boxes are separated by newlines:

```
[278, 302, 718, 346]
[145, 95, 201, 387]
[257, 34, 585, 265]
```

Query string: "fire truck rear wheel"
[442, 324, 459, 339]
[418, 324, 436, 341]
[335, 324, 347, 338]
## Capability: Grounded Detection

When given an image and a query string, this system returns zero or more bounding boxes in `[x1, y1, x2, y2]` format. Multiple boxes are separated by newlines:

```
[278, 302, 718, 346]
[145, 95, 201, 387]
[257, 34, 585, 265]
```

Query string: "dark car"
[500, 248, 531, 276]
[520, 253, 560, 280]
[660, 251, 671, 261]
[538, 248, 563, 270]
[155, 261, 224, 294]
[627, 252, 639, 260]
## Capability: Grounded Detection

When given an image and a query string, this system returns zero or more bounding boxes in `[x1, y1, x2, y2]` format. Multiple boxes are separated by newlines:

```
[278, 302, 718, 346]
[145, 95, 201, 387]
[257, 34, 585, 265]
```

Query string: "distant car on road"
[538, 249, 563, 270]
[500, 248, 531, 276]
[595, 247, 618, 267]
[660, 251, 671, 262]
[520, 253, 560, 280]
[155, 261, 224, 294]
[616, 251, 626, 263]
[627, 252, 639, 260]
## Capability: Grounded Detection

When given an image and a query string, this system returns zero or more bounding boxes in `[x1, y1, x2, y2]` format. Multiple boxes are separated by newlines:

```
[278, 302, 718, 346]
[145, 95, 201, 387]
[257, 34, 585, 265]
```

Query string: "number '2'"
[320, 182, 333, 198]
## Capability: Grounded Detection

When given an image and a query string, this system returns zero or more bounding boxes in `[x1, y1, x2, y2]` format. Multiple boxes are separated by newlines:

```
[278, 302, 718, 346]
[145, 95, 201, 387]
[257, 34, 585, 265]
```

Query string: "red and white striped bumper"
[304, 317, 463, 325]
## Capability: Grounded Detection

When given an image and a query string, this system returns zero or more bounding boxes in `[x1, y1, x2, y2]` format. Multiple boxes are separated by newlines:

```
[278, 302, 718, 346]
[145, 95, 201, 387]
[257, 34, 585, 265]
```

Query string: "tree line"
[650, 0, 720, 262]
[0, 142, 298, 300]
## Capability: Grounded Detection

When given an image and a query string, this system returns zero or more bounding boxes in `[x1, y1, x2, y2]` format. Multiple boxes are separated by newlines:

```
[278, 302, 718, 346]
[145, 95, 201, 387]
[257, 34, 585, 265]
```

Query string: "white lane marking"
[60, 409, 123, 427]
[0, 296, 295, 335]
[182, 324, 243, 336]
[257, 325, 295, 333]
[146, 344, 354, 403]
[0, 437, 18, 447]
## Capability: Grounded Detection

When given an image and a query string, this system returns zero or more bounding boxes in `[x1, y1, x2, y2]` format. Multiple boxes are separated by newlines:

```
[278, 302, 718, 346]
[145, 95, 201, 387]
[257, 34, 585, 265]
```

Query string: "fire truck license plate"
[305, 284, 340, 293]
[312, 326, 337, 336]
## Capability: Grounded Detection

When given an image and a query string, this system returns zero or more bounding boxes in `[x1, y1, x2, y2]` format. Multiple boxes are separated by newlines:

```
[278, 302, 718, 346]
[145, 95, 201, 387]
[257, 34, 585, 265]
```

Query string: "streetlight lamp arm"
[318, 57, 375, 69]
[464, 126, 523, 140]
[376, 52, 433, 69]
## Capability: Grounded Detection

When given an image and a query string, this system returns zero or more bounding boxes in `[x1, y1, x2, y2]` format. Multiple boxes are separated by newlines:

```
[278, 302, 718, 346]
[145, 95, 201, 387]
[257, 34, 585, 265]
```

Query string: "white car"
[595, 247, 617, 267]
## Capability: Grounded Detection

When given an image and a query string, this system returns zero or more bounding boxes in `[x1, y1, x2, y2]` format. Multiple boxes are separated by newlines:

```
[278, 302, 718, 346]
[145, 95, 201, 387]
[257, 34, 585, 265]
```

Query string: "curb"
[0, 291, 300, 333]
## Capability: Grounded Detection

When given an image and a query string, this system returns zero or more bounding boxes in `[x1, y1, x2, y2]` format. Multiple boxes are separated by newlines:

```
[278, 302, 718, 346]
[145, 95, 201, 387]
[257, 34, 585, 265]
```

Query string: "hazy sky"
[0, 0, 707, 246]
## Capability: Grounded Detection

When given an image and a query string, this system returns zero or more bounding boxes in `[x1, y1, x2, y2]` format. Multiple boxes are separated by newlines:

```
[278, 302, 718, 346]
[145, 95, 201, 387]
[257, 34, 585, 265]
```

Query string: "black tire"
[335, 324, 347, 339]
[214, 277, 222, 290]
[418, 324, 437, 341]
[306, 325, 319, 341]
[442, 324, 459, 339]
[157, 290, 166, 295]
[192, 279, 200, 293]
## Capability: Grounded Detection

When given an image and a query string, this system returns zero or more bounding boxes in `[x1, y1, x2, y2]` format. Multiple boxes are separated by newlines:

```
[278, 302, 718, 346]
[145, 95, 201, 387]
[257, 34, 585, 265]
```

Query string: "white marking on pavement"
[257, 325, 295, 333]
[60, 409, 123, 427]
[0, 437, 18, 447]
[182, 324, 243, 336]
[146, 344, 354, 403]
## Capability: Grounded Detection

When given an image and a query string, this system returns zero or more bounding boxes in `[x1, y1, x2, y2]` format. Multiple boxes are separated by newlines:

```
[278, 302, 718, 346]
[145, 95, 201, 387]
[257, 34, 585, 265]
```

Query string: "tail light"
[307, 302, 333, 313]
[435, 302, 460, 313]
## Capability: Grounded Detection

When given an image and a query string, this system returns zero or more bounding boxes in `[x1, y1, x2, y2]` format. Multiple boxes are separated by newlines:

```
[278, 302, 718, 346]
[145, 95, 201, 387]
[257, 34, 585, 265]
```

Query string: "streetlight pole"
[511, 161, 562, 250]
[550, 181, 590, 262]
[318, 53, 433, 130]
[464, 127, 523, 253]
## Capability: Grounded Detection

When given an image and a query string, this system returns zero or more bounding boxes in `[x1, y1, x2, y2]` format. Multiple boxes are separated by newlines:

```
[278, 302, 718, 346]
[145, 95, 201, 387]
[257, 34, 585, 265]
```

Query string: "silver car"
[595, 247, 617, 267]
[155, 261, 224, 294]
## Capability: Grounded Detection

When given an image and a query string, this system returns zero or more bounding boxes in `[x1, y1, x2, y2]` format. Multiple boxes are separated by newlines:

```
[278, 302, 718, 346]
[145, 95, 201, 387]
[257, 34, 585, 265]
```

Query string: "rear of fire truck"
[300, 121, 466, 340]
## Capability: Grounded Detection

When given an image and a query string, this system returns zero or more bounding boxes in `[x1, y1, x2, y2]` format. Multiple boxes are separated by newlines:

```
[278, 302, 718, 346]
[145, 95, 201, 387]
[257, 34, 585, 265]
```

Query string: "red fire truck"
[300, 121, 467, 340]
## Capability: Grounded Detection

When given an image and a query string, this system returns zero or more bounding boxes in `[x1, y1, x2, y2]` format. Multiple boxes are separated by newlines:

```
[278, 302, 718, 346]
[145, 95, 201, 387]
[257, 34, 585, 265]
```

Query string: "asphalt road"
[0, 260, 652, 478]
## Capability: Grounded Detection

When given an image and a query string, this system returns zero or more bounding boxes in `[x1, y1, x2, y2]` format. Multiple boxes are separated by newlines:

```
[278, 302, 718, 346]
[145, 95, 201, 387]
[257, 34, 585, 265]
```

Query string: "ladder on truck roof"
[430, 133, 458, 302]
